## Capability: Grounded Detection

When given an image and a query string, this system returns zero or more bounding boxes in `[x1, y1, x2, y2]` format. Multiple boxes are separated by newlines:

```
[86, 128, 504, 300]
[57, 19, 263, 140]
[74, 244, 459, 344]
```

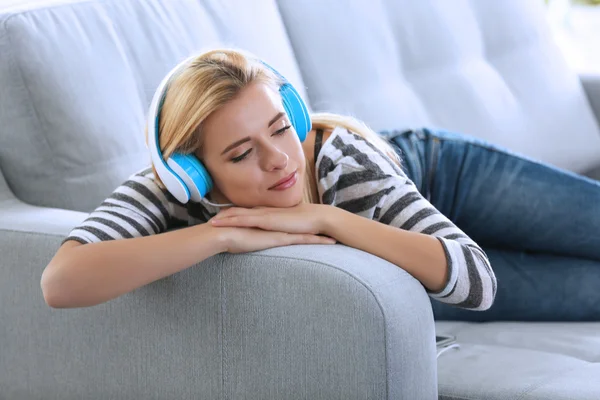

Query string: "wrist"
[200, 223, 229, 254]
[319, 204, 342, 237]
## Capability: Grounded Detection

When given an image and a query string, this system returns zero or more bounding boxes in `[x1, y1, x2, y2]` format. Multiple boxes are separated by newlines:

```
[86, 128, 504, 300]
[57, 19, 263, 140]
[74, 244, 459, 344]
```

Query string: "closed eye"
[231, 149, 251, 163]
[274, 125, 291, 136]
[230, 125, 292, 163]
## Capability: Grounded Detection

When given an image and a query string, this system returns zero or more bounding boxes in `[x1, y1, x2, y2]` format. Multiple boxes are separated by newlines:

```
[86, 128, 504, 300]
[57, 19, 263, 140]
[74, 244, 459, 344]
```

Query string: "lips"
[269, 171, 297, 190]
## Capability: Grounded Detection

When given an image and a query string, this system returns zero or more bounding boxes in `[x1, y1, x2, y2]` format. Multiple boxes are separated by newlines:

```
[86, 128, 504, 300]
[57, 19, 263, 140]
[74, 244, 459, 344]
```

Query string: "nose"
[260, 143, 288, 171]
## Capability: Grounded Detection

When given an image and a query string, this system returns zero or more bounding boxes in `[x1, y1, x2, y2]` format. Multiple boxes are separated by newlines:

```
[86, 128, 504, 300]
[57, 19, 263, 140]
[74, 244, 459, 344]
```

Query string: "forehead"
[203, 83, 283, 139]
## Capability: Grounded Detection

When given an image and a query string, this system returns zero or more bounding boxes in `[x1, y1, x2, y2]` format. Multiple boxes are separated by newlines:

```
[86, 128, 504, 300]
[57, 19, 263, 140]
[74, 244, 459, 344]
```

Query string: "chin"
[263, 187, 304, 208]
[269, 193, 303, 208]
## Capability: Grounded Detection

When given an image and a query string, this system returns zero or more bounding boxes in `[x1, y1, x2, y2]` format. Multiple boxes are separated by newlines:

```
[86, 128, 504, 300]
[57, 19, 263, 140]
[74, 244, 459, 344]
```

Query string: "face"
[197, 82, 306, 208]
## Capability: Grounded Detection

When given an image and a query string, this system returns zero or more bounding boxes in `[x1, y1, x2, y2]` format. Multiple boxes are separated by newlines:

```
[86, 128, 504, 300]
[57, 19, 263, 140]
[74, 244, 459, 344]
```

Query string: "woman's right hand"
[213, 225, 336, 254]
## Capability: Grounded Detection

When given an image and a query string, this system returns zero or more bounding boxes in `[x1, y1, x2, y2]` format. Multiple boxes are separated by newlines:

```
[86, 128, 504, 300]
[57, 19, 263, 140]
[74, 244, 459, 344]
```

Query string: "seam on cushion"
[438, 393, 494, 400]
[220, 255, 225, 400]
[234, 250, 425, 400]
[0, 228, 65, 238]
[439, 338, 597, 365]
[463, 6, 545, 106]
[515, 364, 588, 400]
[103, 0, 149, 117]
[2, 0, 106, 16]
[253, 251, 391, 399]
[269, 0, 313, 111]
[440, 363, 595, 400]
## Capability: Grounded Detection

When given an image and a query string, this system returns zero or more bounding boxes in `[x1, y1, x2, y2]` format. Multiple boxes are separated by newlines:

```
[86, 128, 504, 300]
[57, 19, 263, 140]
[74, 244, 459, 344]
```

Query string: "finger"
[211, 216, 241, 226]
[313, 238, 336, 245]
[213, 207, 264, 220]
[213, 209, 241, 220]
[211, 215, 269, 229]
[288, 234, 336, 245]
[314, 236, 337, 244]
[213, 210, 229, 220]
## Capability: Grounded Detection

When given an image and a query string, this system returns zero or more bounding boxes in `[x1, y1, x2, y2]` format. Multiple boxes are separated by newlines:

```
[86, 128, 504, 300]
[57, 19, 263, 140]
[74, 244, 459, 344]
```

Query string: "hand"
[213, 226, 336, 254]
[210, 203, 334, 236]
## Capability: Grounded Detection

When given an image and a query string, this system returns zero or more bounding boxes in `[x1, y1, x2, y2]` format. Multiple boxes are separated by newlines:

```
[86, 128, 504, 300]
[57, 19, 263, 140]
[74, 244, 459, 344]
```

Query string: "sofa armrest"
[0, 164, 88, 236]
[581, 74, 600, 126]
[0, 198, 88, 236]
[1, 237, 437, 398]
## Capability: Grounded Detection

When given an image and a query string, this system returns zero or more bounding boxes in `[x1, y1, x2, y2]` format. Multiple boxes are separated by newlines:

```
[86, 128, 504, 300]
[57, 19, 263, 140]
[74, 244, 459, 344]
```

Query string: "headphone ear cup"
[280, 83, 311, 142]
[167, 153, 213, 201]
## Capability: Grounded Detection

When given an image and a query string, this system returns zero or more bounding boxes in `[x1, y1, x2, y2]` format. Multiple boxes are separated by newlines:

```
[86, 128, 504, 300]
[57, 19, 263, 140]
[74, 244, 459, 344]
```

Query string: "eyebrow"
[268, 111, 285, 128]
[220, 111, 286, 155]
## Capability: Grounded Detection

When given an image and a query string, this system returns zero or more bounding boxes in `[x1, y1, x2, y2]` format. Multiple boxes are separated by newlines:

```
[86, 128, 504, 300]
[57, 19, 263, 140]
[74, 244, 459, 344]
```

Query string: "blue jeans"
[381, 128, 600, 322]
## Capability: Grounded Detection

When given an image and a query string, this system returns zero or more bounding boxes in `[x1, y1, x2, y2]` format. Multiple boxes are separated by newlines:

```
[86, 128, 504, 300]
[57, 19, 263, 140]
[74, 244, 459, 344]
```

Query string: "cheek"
[292, 142, 307, 171]
[285, 134, 305, 163]
[213, 165, 260, 192]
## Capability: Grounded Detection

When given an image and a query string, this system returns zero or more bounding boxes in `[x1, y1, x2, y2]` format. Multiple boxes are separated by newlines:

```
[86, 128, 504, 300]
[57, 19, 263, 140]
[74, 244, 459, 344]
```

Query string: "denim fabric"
[381, 128, 600, 322]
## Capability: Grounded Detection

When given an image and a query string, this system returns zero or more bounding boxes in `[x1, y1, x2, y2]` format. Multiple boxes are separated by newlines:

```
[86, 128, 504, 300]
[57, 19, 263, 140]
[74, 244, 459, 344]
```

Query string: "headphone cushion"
[168, 153, 213, 199]
[280, 83, 311, 142]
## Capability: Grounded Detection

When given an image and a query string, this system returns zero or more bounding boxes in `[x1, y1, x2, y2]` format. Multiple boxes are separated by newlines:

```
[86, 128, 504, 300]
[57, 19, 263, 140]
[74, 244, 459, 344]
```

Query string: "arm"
[42, 166, 335, 309]
[40, 167, 225, 308]
[322, 207, 448, 292]
[41, 224, 225, 309]
[318, 131, 496, 311]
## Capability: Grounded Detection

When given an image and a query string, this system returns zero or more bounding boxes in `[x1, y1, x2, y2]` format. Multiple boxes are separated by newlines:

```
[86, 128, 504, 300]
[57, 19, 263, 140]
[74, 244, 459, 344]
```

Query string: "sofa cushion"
[0, 0, 305, 212]
[436, 321, 600, 399]
[276, 0, 600, 174]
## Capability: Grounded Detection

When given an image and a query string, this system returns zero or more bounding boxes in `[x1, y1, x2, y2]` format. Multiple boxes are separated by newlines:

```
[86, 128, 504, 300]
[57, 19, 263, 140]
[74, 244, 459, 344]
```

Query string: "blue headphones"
[146, 54, 312, 204]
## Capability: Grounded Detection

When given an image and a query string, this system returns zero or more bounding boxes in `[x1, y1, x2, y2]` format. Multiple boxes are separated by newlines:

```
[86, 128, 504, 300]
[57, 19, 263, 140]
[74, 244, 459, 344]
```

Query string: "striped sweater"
[64, 126, 496, 310]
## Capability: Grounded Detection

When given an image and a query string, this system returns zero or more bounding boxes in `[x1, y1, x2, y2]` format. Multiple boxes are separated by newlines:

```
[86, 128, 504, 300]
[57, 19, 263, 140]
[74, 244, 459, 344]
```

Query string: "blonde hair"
[145, 48, 402, 205]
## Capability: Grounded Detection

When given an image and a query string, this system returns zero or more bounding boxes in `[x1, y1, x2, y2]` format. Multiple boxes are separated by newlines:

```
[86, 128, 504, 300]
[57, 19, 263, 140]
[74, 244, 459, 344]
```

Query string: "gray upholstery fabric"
[581, 76, 600, 179]
[436, 321, 600, 400]
[0, 163, 15, 203]
[0, 239, 437, 399]
[0, 167, 87, 236]
[581, 74, 600, 128]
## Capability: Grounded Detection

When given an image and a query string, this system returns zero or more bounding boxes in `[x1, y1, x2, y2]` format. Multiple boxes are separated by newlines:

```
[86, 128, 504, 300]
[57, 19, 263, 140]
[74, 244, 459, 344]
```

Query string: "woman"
[40, 48, 597, 321]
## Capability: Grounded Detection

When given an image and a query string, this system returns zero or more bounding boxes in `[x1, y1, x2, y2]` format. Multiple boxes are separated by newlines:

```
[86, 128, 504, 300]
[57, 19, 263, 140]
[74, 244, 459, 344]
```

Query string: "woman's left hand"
[210, 203, 336, 237]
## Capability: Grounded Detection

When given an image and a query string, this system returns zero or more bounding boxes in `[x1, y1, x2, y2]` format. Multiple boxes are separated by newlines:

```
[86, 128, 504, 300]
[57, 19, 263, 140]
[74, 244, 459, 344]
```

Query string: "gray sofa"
[1, 0, 599, 399]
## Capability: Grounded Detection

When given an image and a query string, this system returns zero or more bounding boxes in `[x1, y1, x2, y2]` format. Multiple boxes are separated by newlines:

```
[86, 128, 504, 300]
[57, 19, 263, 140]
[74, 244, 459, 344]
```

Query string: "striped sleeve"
[62, 167, 186, 245]
[317, 129, 497, 311]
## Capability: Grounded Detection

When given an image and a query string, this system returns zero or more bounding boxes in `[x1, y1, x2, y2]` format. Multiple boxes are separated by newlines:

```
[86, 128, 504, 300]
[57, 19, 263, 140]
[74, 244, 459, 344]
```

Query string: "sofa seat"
[436, 321, 600, 399]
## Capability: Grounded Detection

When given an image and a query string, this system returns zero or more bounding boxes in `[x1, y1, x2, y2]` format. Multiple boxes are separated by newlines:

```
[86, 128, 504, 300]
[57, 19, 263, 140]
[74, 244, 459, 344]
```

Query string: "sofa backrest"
[1, 0, 599, 212]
